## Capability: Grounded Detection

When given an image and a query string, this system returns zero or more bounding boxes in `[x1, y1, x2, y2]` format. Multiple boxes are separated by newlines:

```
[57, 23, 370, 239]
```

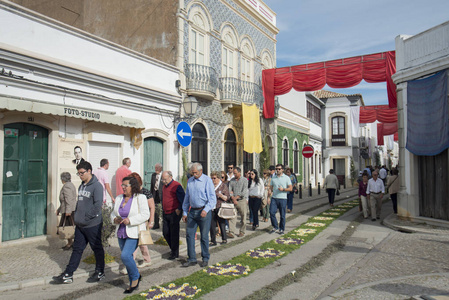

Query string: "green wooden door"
[2, 123, 48, 241]
[143, 137, 163, 190]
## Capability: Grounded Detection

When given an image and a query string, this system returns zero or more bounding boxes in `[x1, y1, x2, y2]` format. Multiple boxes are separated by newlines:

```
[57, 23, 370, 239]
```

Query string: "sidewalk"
[0, 186, 357, 293]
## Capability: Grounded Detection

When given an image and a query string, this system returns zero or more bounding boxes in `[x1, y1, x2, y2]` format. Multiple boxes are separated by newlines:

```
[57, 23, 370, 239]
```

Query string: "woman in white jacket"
[111, 176, 149, 294]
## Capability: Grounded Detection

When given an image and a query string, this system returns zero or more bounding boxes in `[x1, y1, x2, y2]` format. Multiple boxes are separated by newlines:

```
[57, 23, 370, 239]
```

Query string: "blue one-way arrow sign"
[176, 121, 192, 147]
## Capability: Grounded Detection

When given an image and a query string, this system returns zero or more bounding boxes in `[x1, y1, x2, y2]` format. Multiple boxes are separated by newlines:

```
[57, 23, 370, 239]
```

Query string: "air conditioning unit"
[359, 137, 367, 148]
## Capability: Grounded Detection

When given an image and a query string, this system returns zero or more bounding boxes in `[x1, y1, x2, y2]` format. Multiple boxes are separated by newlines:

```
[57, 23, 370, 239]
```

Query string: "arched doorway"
[192, 123, 208, 175]
[224, 128, 236, 170]
[2, 123, 48, 241]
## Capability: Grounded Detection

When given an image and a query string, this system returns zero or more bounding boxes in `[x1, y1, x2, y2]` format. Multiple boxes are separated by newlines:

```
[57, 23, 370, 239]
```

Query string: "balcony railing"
[219, 77, 263, 106]
[185, 64, 218, 96]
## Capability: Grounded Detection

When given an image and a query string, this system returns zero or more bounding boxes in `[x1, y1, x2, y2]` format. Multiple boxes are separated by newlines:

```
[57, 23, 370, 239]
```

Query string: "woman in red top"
[358, 173, 369, 219]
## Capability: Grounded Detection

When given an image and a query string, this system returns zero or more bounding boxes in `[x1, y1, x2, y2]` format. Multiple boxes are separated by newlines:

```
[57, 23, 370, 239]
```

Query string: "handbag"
[218, 203, 237, 220]
[138, 228, 153, 246]
[58, 215, 75, 240]
[136, 196, 153, 246]
[336, 189, 340, 196]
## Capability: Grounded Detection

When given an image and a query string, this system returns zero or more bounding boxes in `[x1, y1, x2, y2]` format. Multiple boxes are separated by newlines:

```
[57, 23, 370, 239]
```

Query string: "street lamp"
[183, 96, 198, 116]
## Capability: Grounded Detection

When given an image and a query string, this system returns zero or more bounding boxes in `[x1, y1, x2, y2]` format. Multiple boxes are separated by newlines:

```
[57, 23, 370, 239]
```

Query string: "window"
[311, 154, 314, 175]
[241, 41, 254, 82]
[293, 141, 299, 174]
[307, 102, 321, 123]
[222, 29, 237, 77]
[190, 29, 205, 65]
[261, 51, 273, 70]
[192, 123, 208, 175]
[243, 151, 253, 174]
[222, 46, 234, 77]
[319, 155, 322, 173]
[282, 139, 289, 167]
[224, 129, 237, 170]
[332, 116, 346, 146]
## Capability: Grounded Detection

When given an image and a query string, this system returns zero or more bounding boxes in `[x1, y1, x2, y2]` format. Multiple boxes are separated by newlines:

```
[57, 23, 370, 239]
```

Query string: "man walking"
[161, 170, 185, 260]
[115, 158, 132, 196]
[53, 161, 105, 284]
[367, 171, 385, 221]
[150, 163, 163, 229]
[269, 164, 292, 235]
[181, 163, 216, 268]
[93, 158, 115, 206]
[228, 167, 248, 238]
[379, 165, 388, 185]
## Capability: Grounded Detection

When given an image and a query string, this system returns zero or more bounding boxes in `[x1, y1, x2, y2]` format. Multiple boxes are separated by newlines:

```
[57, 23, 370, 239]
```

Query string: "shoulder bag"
[218, 202, 237, 220]
[58, 215, 75, 240]
[136, 195, 153, 246]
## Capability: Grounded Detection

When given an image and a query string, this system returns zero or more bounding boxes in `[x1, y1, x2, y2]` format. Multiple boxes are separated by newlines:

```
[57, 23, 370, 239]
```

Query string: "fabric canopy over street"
[262, 51, 397, 119]
[0, 96, 145, 129]
[357, 105, 398, 145]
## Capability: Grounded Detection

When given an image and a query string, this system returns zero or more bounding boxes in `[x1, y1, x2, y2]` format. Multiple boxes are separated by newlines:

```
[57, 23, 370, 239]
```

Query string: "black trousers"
[162, 211, 181, 257]
[153, 203, 161, 229]
[391, 193, 398, 213]
[65, 222, 105, 275]
[210, 208, 227, 243]
[327, 189, 336, 204]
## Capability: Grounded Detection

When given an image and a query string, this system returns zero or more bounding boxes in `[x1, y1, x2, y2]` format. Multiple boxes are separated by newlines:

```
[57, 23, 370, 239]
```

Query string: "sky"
[262, 0, 449, 105]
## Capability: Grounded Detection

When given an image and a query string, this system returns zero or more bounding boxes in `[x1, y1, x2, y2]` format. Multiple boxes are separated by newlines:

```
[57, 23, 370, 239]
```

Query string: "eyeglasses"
[121, 184, 131, 188]
[276, 168, 282, 170]
[228, 167, 233, 169]
[211, 177, 217, 180]
[76, 170, 87, 176]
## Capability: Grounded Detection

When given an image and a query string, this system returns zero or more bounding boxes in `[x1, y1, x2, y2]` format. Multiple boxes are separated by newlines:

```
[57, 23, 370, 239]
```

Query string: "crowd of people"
[58, 146, 405, 293]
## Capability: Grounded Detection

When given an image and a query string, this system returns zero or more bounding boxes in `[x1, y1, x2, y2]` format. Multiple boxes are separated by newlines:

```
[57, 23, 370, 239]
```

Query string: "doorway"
[143, 137, 164, 190]
[2, 123, 48, 241]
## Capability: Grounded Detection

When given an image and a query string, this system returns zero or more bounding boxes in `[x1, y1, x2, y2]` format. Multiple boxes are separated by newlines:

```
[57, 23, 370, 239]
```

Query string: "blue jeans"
[65, 222, 105, 275]
[270, 198, 287, 231]
[186, 209, 212, 262]
[287, 192, 294, 210]
[118, 238, 139, 283]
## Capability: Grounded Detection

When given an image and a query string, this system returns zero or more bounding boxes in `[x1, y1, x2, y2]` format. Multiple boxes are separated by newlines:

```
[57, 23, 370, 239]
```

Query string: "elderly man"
[269, 164, 292, 235]
[367, 171, 385, 221]
[228, 166, 248, 238]
[115, 158, 132, 196]
[181, 163, 216, 268]
[150, 163, 163, 229]
[161, 170, 185, 260]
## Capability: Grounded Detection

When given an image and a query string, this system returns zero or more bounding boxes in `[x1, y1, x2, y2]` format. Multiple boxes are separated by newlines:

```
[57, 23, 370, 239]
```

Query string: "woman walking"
[386, 168, 400, 214]
[111, 176, 149, 294]
[324, 169, 339, 207]
[248, 169, 264, 231]
[210, 171, 230, 245]
[285, 168, 297, 213]
[261, 170, 271, 222]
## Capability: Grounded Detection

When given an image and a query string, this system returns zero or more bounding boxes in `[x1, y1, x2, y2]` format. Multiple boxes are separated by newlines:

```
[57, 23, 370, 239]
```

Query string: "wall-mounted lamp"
[183, 96, 198, 116]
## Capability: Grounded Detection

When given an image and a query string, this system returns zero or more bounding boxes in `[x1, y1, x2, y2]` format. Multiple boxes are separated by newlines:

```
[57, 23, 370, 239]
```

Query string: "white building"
[315, 90, 364, 187]
[392, 20, 449, 222]
[0, 3, 181, 243]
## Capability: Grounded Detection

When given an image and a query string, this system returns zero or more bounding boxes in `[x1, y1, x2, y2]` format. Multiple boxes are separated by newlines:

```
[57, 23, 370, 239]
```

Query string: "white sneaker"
[137, 261, 152, 268]
[120, 268, 128, 275]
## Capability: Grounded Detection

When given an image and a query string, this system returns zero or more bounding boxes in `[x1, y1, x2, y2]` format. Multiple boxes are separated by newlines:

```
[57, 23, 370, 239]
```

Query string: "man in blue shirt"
[181, 163, 216, 267]
[269, 164, 292, 235]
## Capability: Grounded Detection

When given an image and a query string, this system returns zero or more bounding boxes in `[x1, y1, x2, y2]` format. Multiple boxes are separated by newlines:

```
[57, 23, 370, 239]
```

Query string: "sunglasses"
[228, 167, 233, 169]
[276, 168, 282, 170]
[221, 176, 226, 179]
[121, 184, 131, 188]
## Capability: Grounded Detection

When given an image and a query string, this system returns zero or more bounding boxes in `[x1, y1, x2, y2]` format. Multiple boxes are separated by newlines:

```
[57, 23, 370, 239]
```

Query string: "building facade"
[0, 2, 181, 243]
[393, 21, 449, 222]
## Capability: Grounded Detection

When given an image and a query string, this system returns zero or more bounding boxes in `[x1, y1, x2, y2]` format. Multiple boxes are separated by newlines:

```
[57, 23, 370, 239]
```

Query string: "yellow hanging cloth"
[242, 103, 262, 153]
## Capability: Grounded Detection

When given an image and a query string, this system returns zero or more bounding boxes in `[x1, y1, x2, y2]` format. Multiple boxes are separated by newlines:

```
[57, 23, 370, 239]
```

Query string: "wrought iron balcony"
[219, 77, 263, 106]
[185, 64, 218, 97]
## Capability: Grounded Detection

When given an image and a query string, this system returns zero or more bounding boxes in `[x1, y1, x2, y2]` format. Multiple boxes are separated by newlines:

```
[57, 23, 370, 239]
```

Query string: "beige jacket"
[58, 182, 77, 214]
[324, 174, 340, 190]
[386, 175, 400, 194]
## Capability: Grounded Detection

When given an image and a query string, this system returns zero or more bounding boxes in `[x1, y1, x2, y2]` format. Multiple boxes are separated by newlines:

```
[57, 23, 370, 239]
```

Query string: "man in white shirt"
[366, 171, 385, 221]
[379, 166, 388, 185]
[227, 164, 235, 181]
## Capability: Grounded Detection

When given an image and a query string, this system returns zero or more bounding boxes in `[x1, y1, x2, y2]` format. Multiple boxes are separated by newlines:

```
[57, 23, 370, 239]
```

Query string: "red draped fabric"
[359, 105, 397, 123]
[377, 122, 398, 145]
[262, 51, 397, 119]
